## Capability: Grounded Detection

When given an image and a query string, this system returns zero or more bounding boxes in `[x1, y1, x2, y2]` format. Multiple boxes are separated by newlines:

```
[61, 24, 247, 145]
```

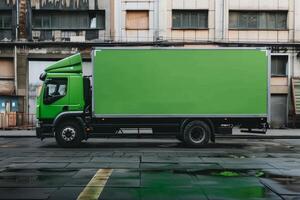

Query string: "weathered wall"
[0, 0, 15, 8]
[16, 52, 27, 98]
[0, 59, 14, 96]
[227, 0, 292, 43]
[31, 0, 89, 9]
[0, 0, 16, 41]
[162, 0, 212, 42]
[114, 0, 156, 42]
[30, 0, 111, 42]
[294, 0, 300, 41]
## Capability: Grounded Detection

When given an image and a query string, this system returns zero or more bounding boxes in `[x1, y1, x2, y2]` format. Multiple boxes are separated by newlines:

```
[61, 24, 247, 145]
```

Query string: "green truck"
[36, 48, 270, 147]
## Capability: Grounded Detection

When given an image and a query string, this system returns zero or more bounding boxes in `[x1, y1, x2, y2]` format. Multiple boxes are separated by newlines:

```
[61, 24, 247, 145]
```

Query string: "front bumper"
[36, 122, 54, 139]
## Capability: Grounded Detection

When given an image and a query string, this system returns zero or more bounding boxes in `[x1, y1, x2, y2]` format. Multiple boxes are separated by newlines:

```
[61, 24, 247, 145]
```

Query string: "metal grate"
[292, 78, 300, 115]
[0, 30, 12, 41]
[39, 30, 52, 41]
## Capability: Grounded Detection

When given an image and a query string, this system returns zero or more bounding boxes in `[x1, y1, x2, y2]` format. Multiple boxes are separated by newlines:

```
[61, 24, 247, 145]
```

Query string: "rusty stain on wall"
[19, 0, 27, 39]
[0, 58, 15, 95]
[0, 81, 15, 95]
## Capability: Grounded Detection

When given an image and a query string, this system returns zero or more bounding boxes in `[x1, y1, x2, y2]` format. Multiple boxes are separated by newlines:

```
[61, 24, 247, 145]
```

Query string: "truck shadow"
[41, 140, 247, 149]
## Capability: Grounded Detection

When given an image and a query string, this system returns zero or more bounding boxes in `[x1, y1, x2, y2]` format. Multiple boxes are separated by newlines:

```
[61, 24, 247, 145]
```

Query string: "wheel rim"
[61, 127, 76, 142]
[189, 127, 206, 143]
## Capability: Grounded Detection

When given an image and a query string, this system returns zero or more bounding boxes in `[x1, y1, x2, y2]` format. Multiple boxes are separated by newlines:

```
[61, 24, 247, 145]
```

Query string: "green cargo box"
[92, 48, 269, 118]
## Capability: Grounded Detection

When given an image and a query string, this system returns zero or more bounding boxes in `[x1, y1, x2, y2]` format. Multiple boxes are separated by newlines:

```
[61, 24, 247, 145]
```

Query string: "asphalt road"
[0, 137, 300, 200]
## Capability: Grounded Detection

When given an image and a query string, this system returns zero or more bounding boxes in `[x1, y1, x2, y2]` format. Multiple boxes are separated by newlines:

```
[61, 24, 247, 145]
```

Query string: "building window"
[126, 10, 149, 30]
[32, 10, 105, 30]
[271, 56, 288, 76]
[0, 12, 11, 29]
[0, 11, 12, 41]
[86, 30, 99, 40]
[229, 11, 287, 30]
[172, 10, 208, 29]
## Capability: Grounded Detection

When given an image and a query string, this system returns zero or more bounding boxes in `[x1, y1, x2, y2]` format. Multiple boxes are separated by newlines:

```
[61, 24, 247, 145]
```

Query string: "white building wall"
[163, 0, 212, 42]
[115, 0, 300, 43]
[30, 0, 111, 42]
[287, 0, 300, 78]
[214, 0, 225, 41]
[97, 0, 112, 41]
[294, 0, 300, 42]
[292, 53, 300, 77]
[227, 0, 291, 43]
[115, 0, 156, 42]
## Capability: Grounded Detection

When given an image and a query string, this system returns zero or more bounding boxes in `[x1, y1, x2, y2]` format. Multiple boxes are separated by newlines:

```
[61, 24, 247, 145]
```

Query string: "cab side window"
[44, 78, 67, 105]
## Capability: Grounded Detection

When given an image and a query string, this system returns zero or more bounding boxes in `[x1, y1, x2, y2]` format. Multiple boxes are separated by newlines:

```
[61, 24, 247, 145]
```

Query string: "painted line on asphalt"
[77, 168, 113, 200]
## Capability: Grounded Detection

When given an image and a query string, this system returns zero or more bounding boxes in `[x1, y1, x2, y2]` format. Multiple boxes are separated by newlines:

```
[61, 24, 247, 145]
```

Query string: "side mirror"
[39, 72, 47, 81]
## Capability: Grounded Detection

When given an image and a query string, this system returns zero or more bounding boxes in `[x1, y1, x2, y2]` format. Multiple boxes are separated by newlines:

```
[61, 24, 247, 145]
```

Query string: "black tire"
[183, 120, 211, 147]
[55, 120, 83, 148]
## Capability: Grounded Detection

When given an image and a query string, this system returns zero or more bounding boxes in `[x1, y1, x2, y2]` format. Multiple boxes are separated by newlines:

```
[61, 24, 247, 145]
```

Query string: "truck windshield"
[44, 78, 67, 104]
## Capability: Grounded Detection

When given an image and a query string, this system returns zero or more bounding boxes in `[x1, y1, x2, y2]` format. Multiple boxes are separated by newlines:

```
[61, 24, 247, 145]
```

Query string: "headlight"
[36, 121, 40, 128]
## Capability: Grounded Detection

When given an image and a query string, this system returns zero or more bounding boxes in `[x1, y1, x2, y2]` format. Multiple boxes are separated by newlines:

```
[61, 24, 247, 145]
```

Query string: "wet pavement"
[0, 137, 300, 199]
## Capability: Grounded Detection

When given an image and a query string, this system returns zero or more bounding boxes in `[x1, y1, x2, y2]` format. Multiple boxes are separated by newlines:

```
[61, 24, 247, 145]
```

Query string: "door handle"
[62, 106, 69, 111]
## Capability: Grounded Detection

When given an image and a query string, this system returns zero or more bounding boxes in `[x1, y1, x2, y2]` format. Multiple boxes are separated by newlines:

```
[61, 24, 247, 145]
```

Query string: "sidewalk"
[0, 130, 36, 137]
[0, 128, 300, 137]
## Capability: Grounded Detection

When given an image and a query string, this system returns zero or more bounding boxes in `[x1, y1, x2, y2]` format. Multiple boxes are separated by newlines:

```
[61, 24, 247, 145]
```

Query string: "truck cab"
[36, 54, 89, 146]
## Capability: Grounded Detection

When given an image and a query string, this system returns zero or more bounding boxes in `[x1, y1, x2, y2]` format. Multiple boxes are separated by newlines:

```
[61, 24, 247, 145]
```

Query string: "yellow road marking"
[77, 169, 113, 200]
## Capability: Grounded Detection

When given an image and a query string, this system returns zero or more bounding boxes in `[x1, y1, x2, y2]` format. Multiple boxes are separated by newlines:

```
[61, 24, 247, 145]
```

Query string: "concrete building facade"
[0, 0, 300, 128]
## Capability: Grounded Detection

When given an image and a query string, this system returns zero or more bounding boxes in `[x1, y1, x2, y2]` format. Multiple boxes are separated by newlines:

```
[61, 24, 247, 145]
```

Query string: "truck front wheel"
[55, 120, 83, 148]
[183, 120, 210, 147]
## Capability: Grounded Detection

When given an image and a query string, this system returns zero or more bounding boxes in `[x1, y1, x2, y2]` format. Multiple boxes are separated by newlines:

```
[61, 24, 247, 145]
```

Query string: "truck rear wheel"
[183, 120, 210, 147]
[55, 120, 83, 148]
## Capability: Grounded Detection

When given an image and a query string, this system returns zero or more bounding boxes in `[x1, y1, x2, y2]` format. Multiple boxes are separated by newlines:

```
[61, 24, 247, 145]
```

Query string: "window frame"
[0, 10, 12, 30]
[271, 55, 288, 77]
[229, 10, 288, 31]
[125, 10, 150, 30]
[32, 10, 106, 30]
[43, 78, 68, 105]
[172, 9, 209, 30]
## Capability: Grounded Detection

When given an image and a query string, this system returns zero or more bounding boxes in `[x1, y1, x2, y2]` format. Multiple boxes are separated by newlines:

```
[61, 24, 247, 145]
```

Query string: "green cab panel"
[68, 75, 85, 111]
[39, 76, 70, 119]
[93, 49, 269, 117]
[45, 53, 82, 73]
[37, 53, 85, 120]
[38, 73, 85, 120]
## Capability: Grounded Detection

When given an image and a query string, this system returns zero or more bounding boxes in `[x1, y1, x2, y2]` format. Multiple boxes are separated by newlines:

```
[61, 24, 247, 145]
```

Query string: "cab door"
[40, 77, 69, 119]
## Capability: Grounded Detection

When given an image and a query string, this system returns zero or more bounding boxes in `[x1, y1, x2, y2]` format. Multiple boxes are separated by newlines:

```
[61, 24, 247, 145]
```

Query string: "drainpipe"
[292, 0, 296, 77]
[222, 0, 226, 41]
[220, 0, 226, 41]
[14, 0, 19, 95]
[110, 0, 115, 41]
[154, 0, 160, 41]
[216, 0, 225, 41]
